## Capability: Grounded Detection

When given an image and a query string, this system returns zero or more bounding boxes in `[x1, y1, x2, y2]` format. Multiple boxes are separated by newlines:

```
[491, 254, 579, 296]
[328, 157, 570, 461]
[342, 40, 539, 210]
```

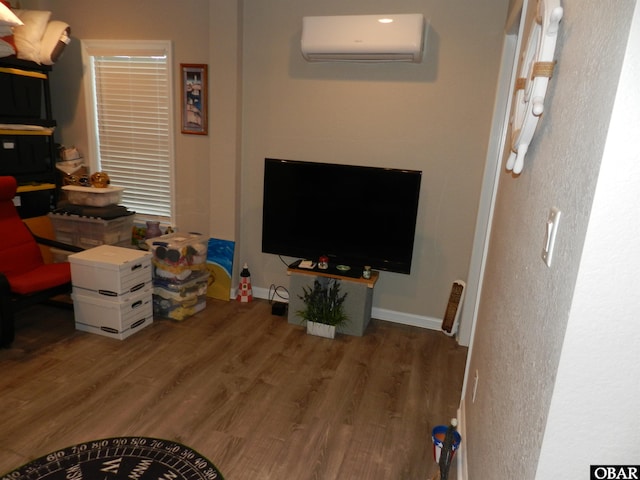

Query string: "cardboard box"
[69, 245, 152, 299]
[73, 286, 153, 340]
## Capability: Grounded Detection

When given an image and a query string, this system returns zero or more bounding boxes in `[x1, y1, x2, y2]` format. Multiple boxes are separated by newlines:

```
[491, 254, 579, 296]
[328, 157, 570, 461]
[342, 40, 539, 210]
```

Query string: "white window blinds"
[82, 40, 174, 222]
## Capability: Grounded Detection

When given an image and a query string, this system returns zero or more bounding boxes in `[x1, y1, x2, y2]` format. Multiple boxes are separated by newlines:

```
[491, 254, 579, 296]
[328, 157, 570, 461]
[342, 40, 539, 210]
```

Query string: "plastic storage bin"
[0, 67, 43, 119]
[14, 184, 55, 218]
[0, 134, 52, 176]
[73, 285, 153, 340]
[62, 185, 124, 207]
[146, 232, 208, 283]
[153, 270, 209, 320]
[69, 245, 152, 301]
[49, 212, 134, 249]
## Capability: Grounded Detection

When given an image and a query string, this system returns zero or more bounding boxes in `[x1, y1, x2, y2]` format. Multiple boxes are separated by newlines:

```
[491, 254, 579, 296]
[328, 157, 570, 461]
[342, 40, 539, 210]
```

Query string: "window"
[82, 40, 175, 223]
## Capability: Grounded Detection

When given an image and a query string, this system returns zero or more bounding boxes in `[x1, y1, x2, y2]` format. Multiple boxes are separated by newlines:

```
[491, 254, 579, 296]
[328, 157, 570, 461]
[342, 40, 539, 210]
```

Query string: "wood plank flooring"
[0, 298, 467, 479]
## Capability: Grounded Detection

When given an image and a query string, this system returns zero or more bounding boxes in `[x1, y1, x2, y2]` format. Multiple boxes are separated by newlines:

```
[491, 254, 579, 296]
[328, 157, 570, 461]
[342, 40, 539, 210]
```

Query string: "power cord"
[278, 255, 291, 268]
[268, 284, 289, 304]
[270, 256, 298, 316]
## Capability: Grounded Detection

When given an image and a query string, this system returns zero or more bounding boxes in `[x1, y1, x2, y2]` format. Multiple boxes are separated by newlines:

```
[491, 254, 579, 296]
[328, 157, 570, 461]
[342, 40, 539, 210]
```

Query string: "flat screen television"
[262, 158, 422, 275]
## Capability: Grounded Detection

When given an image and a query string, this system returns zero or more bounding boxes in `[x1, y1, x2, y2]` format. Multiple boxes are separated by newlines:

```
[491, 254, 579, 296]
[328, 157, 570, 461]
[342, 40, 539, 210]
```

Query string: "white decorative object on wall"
[506, 0, 564, 174]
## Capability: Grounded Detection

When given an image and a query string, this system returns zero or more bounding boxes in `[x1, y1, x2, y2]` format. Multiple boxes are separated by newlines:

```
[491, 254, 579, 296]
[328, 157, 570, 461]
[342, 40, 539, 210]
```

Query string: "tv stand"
[288, 259, 366, 279]
[287, 266, 379, 336]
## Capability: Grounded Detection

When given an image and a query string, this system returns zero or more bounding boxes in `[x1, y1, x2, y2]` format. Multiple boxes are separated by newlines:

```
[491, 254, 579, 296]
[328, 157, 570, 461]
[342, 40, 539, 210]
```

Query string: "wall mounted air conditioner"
[301, 13, 426, 63]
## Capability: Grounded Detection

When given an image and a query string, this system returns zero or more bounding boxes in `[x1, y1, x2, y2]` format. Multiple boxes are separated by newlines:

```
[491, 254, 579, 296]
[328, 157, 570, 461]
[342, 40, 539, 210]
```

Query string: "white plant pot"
[306, 321, 336, 339]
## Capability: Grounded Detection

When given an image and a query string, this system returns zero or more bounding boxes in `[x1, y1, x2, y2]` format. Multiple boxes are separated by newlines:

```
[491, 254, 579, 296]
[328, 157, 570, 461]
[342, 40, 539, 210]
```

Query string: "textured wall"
[535, 2, 640, 475]
[463, 0, 637, 478]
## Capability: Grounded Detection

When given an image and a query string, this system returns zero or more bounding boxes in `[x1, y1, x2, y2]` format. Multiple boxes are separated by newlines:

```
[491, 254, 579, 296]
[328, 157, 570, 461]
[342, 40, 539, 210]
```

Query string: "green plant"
[297, 278, 349, 327]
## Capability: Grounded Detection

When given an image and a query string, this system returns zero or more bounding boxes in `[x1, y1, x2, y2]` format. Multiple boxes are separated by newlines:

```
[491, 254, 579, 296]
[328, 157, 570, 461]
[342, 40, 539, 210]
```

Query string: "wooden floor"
[0, 298, 467, 479]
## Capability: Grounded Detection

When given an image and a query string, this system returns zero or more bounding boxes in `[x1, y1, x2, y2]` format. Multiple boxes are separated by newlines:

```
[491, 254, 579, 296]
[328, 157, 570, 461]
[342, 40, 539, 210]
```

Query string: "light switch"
[542, 207, 561, 267]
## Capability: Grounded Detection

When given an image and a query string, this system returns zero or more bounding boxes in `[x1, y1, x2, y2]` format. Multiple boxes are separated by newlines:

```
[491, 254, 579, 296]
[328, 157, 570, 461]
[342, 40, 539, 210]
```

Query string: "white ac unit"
[301, 13, 426, 63]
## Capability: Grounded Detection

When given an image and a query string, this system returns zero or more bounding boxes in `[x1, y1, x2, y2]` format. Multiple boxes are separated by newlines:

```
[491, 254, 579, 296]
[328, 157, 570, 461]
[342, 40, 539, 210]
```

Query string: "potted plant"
[297, 277, 349, 338]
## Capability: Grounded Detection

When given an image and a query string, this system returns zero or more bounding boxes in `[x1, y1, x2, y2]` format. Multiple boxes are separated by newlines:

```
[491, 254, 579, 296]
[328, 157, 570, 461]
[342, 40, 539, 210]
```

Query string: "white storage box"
[72, 282, 150, 303]
[69, 245, 152, 299]
[62, 185, 124, 206]
[73, 286, 153, 340]
[146, 232, 208, 283]
[49, 213, 134, 249]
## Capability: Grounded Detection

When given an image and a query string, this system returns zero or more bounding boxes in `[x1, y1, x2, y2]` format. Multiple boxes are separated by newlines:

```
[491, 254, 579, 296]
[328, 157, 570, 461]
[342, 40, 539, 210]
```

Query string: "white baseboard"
[371, 306, 442, 331]
[230, 286, 290, 302]
[251, 287, 442, 331]
[456, 401, 468, 480]
[252, 286, 281, 303]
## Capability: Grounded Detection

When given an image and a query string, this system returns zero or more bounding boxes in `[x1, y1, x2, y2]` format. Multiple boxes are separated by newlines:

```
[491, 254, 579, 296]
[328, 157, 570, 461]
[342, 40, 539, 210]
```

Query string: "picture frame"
[180, 64, 208, 135]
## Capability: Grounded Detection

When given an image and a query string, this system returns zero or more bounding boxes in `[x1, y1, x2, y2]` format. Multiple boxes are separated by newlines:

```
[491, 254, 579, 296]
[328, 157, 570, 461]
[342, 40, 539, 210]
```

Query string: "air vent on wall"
[301, 13, 426, 63]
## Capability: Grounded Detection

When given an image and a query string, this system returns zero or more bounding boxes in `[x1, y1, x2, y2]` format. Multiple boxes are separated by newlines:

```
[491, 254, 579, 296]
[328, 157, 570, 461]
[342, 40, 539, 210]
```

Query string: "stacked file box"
[69, 245, 153, 339]
[145, 232, 209, 321]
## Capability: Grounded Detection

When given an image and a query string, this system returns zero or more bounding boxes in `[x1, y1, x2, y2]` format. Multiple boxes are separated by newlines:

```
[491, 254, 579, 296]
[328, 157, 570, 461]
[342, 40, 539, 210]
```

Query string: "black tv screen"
[262, 158, 422, 275]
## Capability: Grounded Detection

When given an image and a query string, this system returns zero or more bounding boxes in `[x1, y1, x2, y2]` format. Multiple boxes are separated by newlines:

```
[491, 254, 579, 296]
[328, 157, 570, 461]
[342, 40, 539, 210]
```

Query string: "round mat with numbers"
[1, 437, 223, 480]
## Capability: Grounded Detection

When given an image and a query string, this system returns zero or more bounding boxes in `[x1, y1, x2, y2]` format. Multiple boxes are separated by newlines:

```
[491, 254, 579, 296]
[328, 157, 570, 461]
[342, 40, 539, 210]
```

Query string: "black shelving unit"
[0, 56, 58, 218]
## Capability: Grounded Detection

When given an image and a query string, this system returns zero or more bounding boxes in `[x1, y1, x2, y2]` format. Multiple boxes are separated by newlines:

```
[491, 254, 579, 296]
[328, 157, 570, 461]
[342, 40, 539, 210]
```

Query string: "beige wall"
[26, 0, 240, 242]
[27, 0, 508, 321]
[240, 0, 509, 321]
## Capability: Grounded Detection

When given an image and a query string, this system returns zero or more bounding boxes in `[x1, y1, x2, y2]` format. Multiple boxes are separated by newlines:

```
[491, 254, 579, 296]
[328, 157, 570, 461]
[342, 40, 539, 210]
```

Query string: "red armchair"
[0, 176, 82, 347]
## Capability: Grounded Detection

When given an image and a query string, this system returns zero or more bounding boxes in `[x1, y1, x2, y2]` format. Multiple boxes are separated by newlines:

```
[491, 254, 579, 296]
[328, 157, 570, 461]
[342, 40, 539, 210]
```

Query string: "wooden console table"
[287, 267, 379, 336]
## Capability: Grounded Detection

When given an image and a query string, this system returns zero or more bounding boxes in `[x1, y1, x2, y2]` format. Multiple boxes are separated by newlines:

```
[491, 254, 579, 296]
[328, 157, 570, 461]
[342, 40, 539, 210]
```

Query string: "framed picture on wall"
[180, 63, 208, 135]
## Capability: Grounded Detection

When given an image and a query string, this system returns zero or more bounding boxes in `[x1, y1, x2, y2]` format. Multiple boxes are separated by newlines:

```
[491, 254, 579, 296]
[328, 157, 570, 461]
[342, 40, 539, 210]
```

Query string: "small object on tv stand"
[289, 259, 365, 279]
[362, 265, 372, 279]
